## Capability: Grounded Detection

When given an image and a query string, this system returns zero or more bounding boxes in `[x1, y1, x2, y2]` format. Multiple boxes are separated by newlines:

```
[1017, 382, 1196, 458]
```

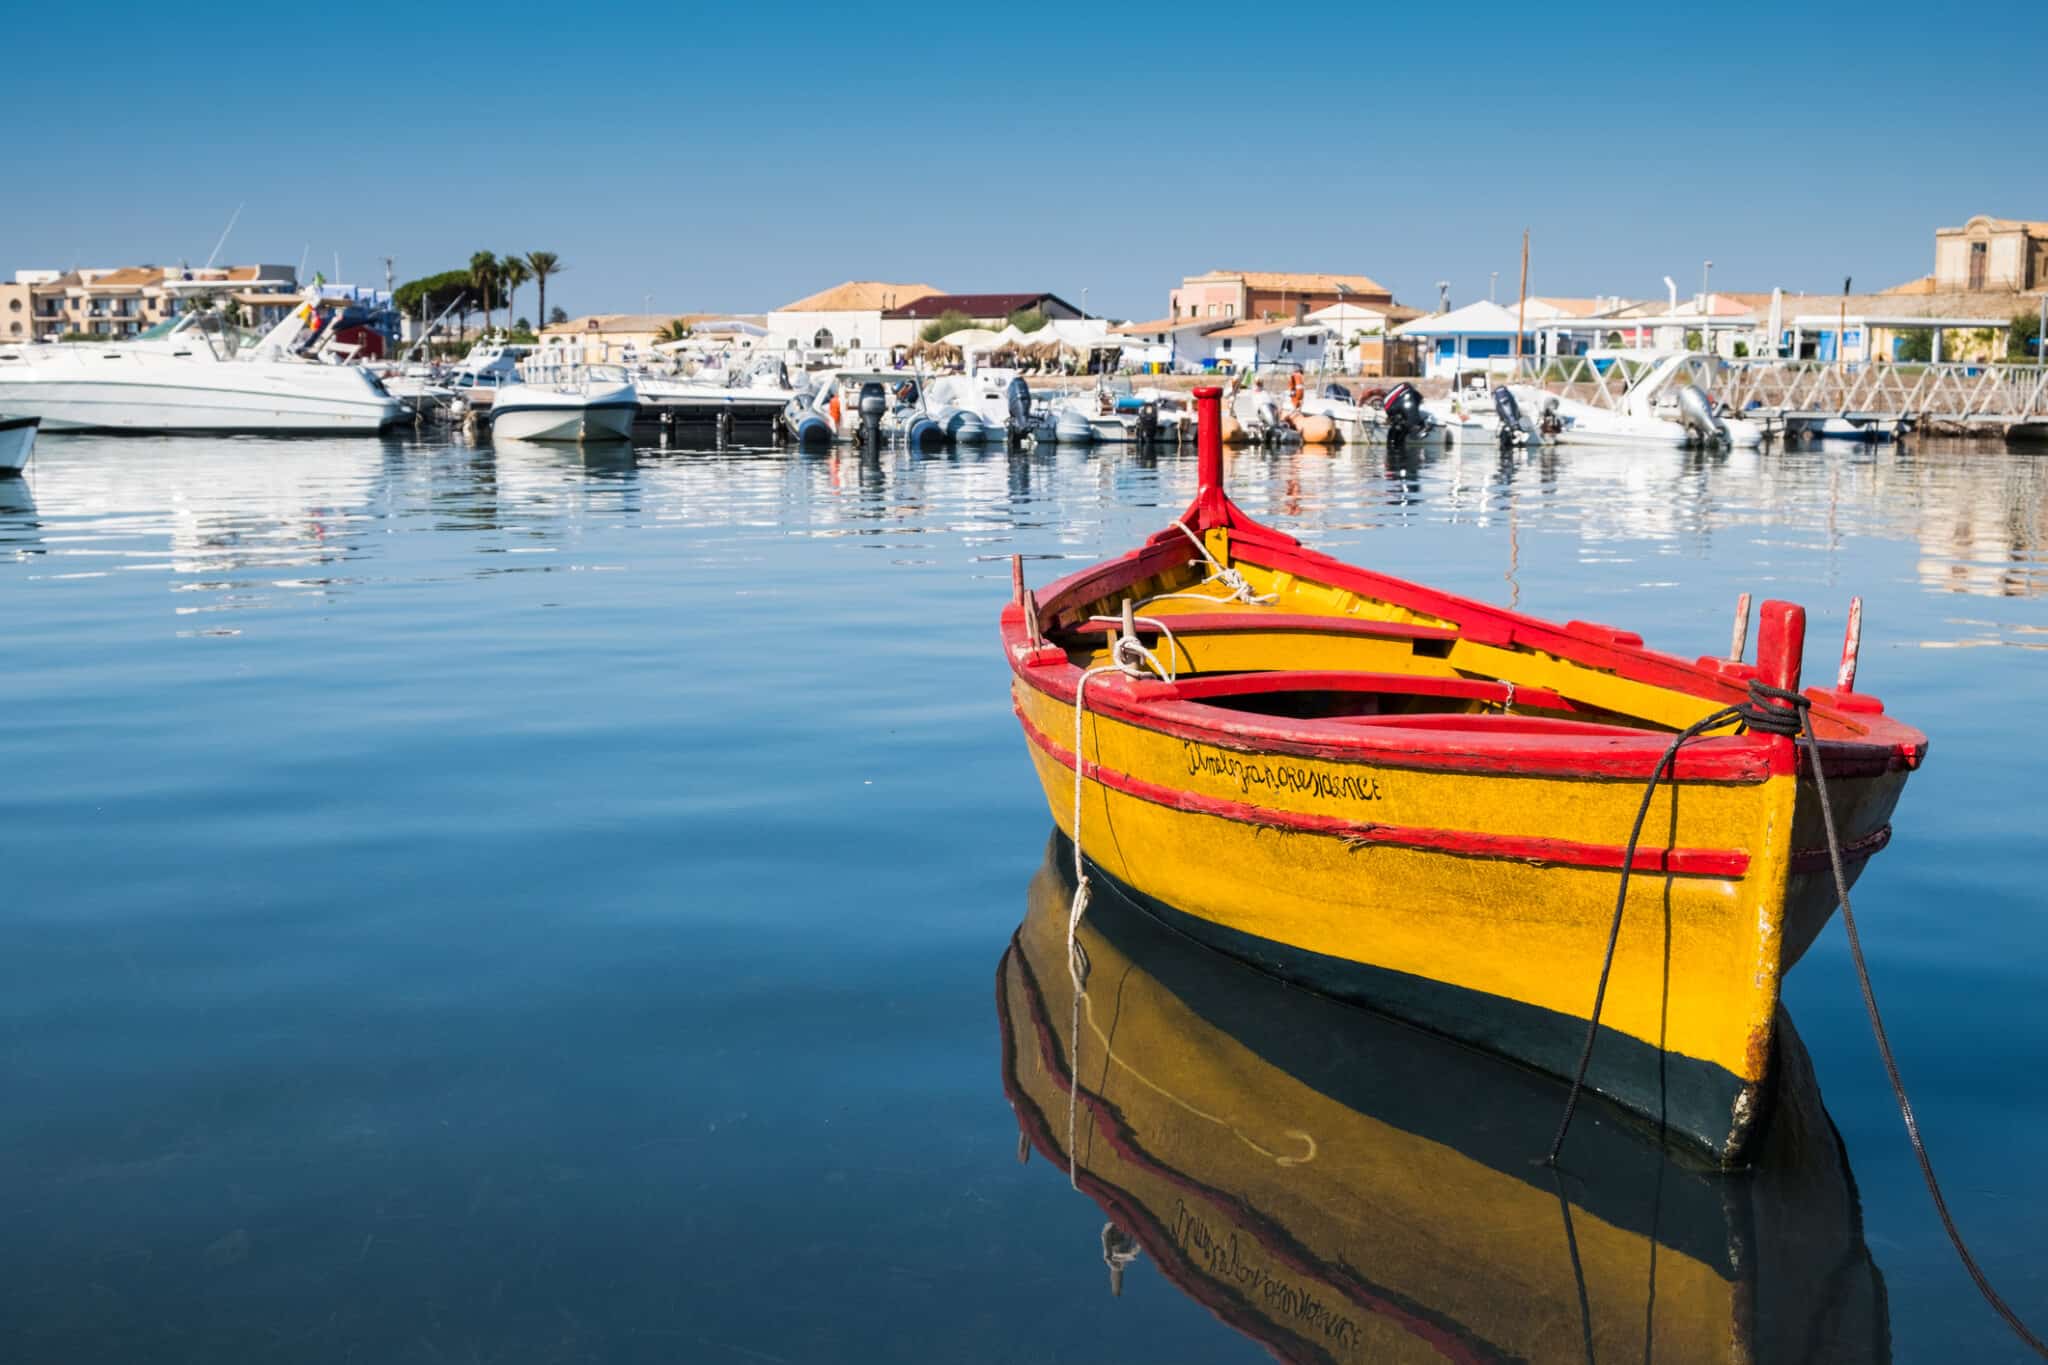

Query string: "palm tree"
[525, 252, 563, 334]
[499, 256, 531, 332]
[469, 251, 498, 336]
[656, 317, 692, 344]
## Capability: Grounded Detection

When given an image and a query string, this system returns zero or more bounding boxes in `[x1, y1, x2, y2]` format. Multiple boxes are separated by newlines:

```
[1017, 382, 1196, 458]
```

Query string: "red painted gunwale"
[1016, 705, 1893, 878]
[1002, 417, 1928, 784]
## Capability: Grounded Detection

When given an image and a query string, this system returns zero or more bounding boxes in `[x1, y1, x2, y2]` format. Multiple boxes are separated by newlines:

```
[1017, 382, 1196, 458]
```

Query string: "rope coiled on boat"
[1548, 679, 2047, 1358]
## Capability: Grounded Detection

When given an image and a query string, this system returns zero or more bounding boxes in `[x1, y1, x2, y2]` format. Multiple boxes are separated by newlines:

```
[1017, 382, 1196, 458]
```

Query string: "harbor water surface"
[2, 433, 2044, 1362]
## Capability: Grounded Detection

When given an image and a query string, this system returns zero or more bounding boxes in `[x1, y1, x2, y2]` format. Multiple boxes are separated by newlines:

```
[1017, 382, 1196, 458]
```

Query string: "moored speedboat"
[488, 361, 638, 443]
[0, 302, 405, 435]
[999, 385, 1924, 1162]
[999, 840, 1889, 1363]
[0, 415, 37, 475]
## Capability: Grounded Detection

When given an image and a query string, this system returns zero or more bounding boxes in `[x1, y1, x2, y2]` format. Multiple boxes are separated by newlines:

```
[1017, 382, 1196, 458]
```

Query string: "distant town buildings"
[537, 313, 766, 364]
[7, 265, 296, 342]
[1170, 270, 1393, 323]
[1934, 216, 2048, 293]
[764, 282, 940, 360]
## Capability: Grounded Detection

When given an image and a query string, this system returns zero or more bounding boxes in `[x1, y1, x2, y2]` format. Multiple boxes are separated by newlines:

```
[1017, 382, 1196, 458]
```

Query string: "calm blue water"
[2, 432, 2043, 1362]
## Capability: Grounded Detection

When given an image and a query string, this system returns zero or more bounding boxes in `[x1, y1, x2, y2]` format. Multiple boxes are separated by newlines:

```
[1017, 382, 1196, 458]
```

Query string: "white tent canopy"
[1394, 300, 1531, 338]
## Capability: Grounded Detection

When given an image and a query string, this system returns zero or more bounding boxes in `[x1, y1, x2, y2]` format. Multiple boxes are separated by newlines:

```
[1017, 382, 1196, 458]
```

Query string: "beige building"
[1, 280, 31, 343]
[538, 313, 759, 363]
[1934, 216, 2048, 293]
[16, 264, 295, 341]
[1169, 270, 1394, 324]
[765, 281, 942, 357]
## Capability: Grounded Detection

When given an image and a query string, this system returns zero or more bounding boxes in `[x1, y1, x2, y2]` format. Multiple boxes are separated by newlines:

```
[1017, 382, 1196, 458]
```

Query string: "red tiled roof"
[882, 292, 1078, 319]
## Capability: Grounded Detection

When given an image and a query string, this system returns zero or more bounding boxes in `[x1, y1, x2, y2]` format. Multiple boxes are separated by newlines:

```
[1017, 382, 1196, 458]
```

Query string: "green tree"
[499, 255, 531, 328]
[548, 305, 568, 325]
[1894, 330, 1932, 363]
[525, 252, 564, 334]
[469, 251, 498, 335]
[393, 269, 470, 320]
[1006, 306, 1048, 333]
[2012, 310, 2044, 363]
[919, 309, 974, 343]
[655, 317, 693, 343]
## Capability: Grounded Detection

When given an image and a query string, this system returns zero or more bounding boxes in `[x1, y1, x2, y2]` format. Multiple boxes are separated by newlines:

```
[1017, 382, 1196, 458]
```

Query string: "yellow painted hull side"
[1015, 674, 1905, 1158]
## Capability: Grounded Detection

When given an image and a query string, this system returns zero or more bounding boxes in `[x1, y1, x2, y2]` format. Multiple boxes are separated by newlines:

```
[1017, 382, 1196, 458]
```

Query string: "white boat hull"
[488, 382, 639, 443]
[0, 416, 36, 473]
[0, 373, 404, 434]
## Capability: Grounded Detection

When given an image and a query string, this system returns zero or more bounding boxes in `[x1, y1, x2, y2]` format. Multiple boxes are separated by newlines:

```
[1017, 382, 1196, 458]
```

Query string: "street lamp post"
[1490, 271, 1498, 303]
[1702, 259, 1713, 354]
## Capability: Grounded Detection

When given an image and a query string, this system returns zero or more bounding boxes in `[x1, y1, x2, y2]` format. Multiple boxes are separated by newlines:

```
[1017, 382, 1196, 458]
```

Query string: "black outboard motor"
[1004, 376, 1032, 445]
[1492, 385, 1524, 450]
[857, 382, 887, 450]
[1136, 401, 1159, 445]
[1382, 382, 1426, 449]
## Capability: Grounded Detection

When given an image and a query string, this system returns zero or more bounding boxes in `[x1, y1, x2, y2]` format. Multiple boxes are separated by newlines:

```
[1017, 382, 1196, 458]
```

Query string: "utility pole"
[1082, 286, 1089, 319]
[1490, 271, 1498, 303]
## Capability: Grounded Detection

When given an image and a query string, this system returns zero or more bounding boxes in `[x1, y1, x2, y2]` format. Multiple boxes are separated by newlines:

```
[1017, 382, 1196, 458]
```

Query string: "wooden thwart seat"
[1162, 669, 1571, 712]
[1065, 612, 1458, 644]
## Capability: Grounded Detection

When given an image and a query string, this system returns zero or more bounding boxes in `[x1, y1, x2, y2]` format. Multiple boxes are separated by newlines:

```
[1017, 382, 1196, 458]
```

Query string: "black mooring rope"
[1546, 679, 2047, 1358]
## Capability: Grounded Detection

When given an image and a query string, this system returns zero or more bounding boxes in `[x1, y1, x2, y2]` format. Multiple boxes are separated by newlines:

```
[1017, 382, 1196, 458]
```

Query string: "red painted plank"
[1017, 708, 1752, 877]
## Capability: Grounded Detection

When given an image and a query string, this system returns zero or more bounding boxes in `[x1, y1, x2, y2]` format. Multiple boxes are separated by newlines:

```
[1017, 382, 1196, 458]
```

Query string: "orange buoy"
[1296, 413, 1337, 444]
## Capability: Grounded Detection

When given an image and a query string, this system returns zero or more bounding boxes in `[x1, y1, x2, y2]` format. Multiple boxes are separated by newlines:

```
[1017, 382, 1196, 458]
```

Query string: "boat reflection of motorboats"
[998, 836, 1890, 1365]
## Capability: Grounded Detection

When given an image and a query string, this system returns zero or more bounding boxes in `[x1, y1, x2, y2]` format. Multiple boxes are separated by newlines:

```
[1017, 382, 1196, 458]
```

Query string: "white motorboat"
[632, 354, 796, 434]
[0, 415, 37, 474]
[489, 361, 638, 443]
[0, 301, 406, 435]
[923, 369, 1057, 444]
[1510, 352, 1763, 449]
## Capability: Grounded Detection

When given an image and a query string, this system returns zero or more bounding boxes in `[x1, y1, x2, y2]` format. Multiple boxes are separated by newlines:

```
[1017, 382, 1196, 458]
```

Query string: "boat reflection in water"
[998, 835, 1889, 1363]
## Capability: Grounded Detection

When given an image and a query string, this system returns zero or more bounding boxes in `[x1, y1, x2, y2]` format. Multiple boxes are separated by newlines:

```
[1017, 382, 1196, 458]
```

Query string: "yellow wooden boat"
[1001, 387, 1925, 1161]
[999, 842, 1890, 1363]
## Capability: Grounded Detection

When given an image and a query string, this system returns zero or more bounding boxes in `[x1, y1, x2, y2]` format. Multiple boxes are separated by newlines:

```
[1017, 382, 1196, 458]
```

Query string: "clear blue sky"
[7, 0, 2041, 319]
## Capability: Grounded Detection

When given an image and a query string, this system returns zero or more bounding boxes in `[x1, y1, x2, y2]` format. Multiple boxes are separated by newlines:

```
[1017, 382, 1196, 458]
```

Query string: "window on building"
[813, 328, 833, 348]
[1226, 304, 1235, 317]
[6, 299, 18, 312]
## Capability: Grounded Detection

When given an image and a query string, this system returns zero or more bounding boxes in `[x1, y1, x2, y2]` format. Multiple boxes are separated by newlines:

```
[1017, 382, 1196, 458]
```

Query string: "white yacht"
[632, 354, 796, 432]
[0, 300, 406, 434]
[0, 415, 36, 474]
[488, 360, 638, 443]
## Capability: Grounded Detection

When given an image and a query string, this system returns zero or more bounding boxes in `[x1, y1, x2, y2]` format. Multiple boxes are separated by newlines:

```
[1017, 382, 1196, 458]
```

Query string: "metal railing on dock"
[1507, 355, 2048, 428]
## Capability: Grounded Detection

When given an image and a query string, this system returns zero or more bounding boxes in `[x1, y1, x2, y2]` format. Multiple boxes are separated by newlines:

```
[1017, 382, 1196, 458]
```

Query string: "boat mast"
[1514, 229, 1529, 367]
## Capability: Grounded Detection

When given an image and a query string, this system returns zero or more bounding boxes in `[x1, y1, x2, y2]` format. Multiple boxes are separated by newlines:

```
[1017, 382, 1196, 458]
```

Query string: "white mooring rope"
[1065, 607, 1176, 1189]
